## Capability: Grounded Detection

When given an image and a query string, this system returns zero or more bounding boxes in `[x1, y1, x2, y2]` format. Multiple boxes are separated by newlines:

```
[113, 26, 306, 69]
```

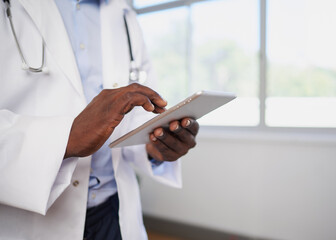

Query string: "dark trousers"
[84, 193, 122, 240]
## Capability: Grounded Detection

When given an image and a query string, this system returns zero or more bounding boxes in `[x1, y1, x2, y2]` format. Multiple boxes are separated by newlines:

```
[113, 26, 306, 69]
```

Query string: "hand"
[146, 118, 199, 162]
[64, 83, 167, 158]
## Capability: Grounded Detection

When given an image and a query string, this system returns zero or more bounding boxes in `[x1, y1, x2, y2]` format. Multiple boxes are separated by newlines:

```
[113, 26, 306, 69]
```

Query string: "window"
[134, 0, 336, 129]
[138, 7, 189, 107]
[190, 0, 259, 126]
[266, 0, 336, 128]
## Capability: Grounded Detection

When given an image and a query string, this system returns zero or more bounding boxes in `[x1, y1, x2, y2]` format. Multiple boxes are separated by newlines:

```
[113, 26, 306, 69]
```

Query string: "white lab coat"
[0, 0, 182, 239]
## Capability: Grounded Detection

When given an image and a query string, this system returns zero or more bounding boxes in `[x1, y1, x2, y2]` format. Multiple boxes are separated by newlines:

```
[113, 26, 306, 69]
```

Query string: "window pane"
[267, 0, 336, 127]
[138, 8, 189, 106]
[134, 0, 179, 9]
[191, 0, 260, 126]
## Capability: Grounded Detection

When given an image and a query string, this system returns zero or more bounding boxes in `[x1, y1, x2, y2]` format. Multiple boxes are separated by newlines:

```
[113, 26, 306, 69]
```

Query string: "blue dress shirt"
[55, 0, 117, 208]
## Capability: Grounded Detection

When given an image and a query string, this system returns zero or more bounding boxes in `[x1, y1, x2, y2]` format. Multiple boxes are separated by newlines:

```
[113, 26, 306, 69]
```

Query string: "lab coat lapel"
[100, 0, 131, 89]
[18, 0, 84, 97]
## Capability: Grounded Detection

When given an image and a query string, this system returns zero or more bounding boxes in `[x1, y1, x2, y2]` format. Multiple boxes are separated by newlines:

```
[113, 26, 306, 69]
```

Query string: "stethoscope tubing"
[123, 12, 134, 62]
[4, 0, 45, 72]
[3, 0, 144, 79]
[123, 10, 146, 83]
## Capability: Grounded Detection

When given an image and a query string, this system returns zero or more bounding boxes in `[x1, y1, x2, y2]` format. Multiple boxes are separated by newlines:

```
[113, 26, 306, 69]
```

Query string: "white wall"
[139, 128, 336, 240]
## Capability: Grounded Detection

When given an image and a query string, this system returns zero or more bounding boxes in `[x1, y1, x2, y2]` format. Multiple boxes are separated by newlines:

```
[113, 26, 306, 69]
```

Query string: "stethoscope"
[123, 11, 147, 83]
[3, 0, 46, 73]
[3, 0, 147, 83]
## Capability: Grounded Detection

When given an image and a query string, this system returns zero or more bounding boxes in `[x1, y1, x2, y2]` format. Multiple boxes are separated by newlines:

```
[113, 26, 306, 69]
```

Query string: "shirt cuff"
[148, 156, 164, 168]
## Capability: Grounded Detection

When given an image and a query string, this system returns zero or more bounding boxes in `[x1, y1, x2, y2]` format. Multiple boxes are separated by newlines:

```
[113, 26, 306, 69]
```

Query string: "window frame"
[130, 0, 336, 135]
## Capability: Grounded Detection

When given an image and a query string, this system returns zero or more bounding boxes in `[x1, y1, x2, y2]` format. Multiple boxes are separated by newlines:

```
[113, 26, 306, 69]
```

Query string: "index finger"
[126, 83, 167, 110]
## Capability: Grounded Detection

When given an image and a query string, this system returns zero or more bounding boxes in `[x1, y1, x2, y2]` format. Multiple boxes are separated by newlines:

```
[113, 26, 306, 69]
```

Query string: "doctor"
[0, 0, 199, 239]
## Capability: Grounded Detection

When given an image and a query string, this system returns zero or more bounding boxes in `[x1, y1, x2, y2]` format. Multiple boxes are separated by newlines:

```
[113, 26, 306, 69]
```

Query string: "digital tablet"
[109, 90, 236, 148]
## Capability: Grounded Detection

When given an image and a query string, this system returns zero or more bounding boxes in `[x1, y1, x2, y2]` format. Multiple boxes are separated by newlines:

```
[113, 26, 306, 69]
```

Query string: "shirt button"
[80, 43, 85, 50]
[76, 3, 80, 10]
[92, 193, 96, 199]
[113, 83, 118, 88]
[72, 180, 79, 187]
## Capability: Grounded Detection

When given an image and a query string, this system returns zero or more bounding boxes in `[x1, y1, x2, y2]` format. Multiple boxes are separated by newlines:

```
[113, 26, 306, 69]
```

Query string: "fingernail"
[157, 130, 164, 137]
[151, 135, 157, 142]
[173, 124, 180, 132]
[185, 119, 191, 127]
[154, 128, 164, 138]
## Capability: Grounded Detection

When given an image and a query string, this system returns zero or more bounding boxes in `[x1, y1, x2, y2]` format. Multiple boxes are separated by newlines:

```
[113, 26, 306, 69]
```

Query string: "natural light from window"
[138, 0, 259, 126]
[267, 0, 336, 128]
[136, 0, 336, 129]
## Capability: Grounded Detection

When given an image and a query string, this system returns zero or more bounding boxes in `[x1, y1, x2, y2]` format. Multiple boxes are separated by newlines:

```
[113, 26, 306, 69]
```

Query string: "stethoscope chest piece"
[129, 61, 147, 84]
